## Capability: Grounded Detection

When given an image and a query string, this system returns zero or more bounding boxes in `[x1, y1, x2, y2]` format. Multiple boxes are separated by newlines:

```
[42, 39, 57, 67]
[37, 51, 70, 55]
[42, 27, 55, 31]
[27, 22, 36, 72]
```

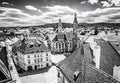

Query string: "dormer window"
[30, 45, 33, 48]
[73, 70, 80, 81]
[37, 51, 39, 53]
[57, 71, 60, 77]
[38, 44, 41, 47]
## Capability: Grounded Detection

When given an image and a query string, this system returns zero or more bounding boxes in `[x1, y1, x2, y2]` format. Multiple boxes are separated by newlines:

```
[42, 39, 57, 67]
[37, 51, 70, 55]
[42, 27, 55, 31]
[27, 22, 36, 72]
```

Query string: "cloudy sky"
[0, 0, 120, 27]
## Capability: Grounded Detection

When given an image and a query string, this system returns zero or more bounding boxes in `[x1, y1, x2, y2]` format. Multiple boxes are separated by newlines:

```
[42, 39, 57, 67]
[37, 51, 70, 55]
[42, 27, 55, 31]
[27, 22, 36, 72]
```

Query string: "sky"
[0, 0, 120, 27]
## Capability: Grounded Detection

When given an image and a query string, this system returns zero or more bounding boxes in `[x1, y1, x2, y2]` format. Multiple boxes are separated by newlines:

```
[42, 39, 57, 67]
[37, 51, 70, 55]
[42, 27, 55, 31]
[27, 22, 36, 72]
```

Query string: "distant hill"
[38, 22, 120, 29]
[0, 23, 120, 30]
[38, 23, 73, 29]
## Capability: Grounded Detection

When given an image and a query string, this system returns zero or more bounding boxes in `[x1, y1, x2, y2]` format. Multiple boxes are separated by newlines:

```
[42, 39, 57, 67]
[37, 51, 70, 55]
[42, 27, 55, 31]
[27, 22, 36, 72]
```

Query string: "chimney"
[113, 65, 120, 81]
[94, 45, 101, 69]
[90, 41, 101, 69]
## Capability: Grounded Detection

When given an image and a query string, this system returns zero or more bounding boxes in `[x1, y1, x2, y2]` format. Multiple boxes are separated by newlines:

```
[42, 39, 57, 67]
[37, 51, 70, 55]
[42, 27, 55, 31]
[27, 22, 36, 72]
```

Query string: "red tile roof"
[18, 39, 50, 54]
[57, 44, 120, 83]
[98, 40, 120, 76]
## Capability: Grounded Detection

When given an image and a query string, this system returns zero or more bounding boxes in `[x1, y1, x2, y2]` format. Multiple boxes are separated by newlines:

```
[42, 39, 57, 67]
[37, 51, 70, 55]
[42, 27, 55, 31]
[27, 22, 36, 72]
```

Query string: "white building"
[16, 38, 51, 71]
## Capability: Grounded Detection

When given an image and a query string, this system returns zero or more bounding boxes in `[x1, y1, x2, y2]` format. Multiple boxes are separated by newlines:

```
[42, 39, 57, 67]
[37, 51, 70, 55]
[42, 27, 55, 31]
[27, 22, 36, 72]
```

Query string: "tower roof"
[59, 18, 61, 23]
[73, 13, 78, 24]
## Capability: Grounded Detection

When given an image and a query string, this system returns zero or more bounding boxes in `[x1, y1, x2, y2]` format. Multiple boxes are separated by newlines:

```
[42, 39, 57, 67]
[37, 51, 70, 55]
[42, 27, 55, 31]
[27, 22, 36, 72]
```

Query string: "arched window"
[59, 42, 61, 48]
[70, 41, 72, 48]
[56, 42, 58, 48]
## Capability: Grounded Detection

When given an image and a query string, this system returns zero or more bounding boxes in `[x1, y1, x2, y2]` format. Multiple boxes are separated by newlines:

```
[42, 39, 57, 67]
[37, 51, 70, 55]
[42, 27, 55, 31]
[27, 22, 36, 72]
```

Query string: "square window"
[28, 60, 30, 64]
[41, 58, 43, 62]
[46, 53, 48, 56]
[41, 64, 43, 67]
[46, 57, 49, 61]
[28, 55, 30, 58]
[34, 59, 36, 63]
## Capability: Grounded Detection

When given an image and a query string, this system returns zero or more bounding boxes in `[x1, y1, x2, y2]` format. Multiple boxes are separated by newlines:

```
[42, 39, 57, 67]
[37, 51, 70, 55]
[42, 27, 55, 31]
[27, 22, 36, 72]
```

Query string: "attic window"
[37, 51, 39, 53]
[73, 70, 80, 81]
[30, 45, 33, 48]
[38, 44, 41, 47]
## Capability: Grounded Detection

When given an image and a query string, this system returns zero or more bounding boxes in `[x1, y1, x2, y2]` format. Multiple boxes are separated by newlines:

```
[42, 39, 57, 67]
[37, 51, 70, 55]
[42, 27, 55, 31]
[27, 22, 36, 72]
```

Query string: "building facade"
[16, 38, 51, 71]
[50, 13, 80, 54]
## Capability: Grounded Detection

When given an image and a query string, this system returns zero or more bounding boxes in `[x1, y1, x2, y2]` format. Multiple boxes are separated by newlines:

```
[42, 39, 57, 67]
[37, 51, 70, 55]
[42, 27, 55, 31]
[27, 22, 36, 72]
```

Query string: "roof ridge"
[108, 41, 120, 57]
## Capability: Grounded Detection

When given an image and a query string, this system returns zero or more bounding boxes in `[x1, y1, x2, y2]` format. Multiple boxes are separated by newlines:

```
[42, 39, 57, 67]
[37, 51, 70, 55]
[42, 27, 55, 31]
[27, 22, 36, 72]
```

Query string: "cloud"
[25, 5, 38, 11]
[1, 18, 18, 22]
[81, 1, 87, 4]
[88, 0, 98, 5]
[42, 5, 78, 23]
[0, 5, 79, 27]
[79, 7, 120, 23]
[101, 1, 112, 7]
[110, 0, 120, 6]
[101, 0, 120, 7]
[2, 2, 14, 5]
[44, 5, 77, 13]
[0, 6, 32, 27]
[1, 5, 120, 27]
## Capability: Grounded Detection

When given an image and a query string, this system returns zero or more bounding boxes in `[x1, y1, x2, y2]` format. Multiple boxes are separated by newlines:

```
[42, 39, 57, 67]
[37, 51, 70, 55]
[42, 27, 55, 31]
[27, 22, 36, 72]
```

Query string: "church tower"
[58, 18, 62, 33]
[73, 13, 78, 36]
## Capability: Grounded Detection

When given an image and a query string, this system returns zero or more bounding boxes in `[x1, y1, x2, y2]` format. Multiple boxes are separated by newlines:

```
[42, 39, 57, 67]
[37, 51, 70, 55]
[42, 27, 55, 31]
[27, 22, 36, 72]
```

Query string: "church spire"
[59, 18, 61, 23]
[73, 13, 78, 24]
[73, 13, 78, 35]
[58, 18, 62, 33]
